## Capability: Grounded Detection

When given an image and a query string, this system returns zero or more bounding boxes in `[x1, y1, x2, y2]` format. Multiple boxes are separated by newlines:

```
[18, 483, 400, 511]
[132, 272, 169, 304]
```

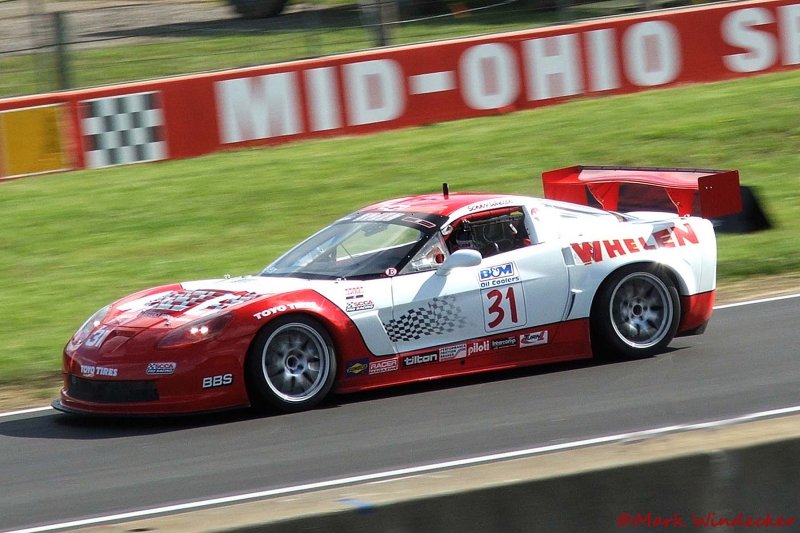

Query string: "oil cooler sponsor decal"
[369, 357, 399, 374]
[345, 358, 370, 377]
[402, 353, 438, 367]
[80, 365, 118, 377]
[520, 330, 549, 347]
[439, 343, 467, 361]
[146, 362, 177, 375]
[479, 262, 520, 288]
[570, 223, 699, 265]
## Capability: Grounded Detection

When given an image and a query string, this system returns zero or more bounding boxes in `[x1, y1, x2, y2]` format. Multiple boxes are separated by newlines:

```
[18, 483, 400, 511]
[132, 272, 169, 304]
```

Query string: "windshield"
[260, 213, 446, 279]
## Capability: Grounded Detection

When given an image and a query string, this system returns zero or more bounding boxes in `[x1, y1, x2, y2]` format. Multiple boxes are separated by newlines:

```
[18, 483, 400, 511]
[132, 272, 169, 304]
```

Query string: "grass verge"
[0, 68, 798, 392]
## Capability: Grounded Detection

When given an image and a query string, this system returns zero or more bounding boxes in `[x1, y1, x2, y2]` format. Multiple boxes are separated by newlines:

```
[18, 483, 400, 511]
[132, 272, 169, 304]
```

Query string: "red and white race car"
[54, 166, 741, 415]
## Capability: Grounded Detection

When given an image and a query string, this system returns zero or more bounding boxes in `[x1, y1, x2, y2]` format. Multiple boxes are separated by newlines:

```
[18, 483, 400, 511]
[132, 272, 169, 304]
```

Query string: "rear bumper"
[677, 290, 715, 336]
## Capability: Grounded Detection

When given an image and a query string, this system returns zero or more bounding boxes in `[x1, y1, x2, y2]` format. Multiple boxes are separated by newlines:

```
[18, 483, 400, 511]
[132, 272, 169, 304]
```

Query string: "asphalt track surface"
[1, 295, 799, 532]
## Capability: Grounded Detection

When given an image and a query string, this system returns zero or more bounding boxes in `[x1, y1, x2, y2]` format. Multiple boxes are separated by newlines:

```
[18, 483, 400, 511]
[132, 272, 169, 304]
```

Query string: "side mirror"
[436, 249, 482, 276]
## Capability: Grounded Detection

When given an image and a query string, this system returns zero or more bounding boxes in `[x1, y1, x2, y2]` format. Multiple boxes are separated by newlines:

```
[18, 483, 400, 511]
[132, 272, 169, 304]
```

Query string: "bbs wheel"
[591, 265, 680, 360]
[246, 315, 336, 412]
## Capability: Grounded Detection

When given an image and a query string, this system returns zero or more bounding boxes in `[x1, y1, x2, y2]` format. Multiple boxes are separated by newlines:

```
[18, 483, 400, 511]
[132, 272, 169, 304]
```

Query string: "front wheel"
[591, 265, 680, 360]
[246, 315, 336, 412]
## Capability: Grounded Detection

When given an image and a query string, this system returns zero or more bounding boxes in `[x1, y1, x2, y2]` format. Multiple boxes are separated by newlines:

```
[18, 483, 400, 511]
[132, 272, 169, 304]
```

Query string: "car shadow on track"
[0, 346, 685, 440]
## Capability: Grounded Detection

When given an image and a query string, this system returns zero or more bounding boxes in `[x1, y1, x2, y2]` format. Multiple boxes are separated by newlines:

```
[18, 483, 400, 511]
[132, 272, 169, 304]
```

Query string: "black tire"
[230, 0, 290, 18]
[591, 264, 680, 360]
[246, 315, 337, 412]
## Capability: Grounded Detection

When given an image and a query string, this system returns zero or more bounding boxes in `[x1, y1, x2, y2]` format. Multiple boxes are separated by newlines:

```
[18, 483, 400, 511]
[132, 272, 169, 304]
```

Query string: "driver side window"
[446, 208, 531, 259]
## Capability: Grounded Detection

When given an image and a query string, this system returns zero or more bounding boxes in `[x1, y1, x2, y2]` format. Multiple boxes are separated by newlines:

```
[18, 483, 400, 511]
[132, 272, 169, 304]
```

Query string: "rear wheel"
[246, 315, 336, 412]
[591, 265, 680, 359]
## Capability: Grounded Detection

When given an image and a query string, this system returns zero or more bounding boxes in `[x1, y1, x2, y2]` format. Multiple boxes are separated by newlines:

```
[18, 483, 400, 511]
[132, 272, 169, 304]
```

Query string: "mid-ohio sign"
[0, 0, 798, 177]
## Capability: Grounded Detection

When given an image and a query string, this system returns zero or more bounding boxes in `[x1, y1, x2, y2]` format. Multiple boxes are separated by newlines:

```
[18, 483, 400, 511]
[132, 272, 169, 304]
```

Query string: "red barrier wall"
[1, 0, 798, 179]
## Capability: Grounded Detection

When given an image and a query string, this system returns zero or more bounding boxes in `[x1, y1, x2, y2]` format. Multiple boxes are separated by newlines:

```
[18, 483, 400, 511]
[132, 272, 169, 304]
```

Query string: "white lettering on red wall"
[210, 1, 800, 147]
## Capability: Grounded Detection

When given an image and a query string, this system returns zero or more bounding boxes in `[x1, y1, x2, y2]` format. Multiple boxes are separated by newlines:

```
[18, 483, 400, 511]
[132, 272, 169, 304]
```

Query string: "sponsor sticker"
[202, 373, 233, 388]
[253, 302, 315, 320]
[467, 340, 490, 356]
[80, 365, 118, 377]
[345, 300, 375, 313]
[403, 353, 438, 367]
[345, 286, 364, 300]
[369, 358, 399, 374]
[146, 362, 177, 375]
[520, 330, 549, 347]
[345, 358, 370, 377]
[479, 262, 521, 288]
[491, 337, 517, 350]
[439, 343, 467, 361]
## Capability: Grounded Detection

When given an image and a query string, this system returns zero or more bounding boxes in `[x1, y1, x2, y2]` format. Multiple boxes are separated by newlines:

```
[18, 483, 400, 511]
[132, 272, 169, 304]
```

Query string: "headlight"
[67, 305, 111, 350]
[157, 313, 232, 350]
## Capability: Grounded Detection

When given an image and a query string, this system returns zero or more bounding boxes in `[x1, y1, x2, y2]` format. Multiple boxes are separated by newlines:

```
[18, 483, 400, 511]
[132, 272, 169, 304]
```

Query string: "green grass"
[1, 68, 799, 386]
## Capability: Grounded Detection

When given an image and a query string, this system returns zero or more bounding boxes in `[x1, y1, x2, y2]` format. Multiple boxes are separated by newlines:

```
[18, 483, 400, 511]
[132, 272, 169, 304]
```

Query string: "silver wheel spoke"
[260, 322, 331, 404]
[610, 272, 673, 349]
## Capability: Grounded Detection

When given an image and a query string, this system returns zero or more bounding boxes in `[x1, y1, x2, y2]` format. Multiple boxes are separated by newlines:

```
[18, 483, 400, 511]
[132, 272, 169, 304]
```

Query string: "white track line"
[0, 406, 51, 419]
[8, 403, 800, 533]
[714, 292, 800, 309]
[1, 292, 799, 421]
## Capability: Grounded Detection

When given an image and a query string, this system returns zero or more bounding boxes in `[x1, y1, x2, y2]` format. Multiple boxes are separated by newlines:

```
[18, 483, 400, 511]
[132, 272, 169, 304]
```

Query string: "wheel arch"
[590, 260, 687, 313]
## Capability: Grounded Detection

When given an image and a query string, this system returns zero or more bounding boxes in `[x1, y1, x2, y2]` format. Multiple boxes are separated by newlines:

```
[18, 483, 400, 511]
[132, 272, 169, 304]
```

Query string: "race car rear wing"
[541, 166, 741, 219]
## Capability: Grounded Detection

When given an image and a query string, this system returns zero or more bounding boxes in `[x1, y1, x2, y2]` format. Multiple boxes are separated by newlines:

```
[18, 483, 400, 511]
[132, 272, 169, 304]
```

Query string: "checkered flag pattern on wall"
[384, 296, 467, 342]
[81, 92, 167, 168]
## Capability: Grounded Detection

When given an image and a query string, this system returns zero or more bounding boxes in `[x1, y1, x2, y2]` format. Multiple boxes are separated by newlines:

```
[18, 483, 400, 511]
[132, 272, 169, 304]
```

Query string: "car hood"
[111, 276, 311, 328]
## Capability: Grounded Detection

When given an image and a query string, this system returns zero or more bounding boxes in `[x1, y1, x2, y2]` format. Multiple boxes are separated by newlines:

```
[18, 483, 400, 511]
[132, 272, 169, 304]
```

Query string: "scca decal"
[570, 223, 699, 265]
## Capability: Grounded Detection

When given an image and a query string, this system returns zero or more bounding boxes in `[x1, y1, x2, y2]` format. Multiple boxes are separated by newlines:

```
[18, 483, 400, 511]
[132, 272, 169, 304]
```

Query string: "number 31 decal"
[481, 284, 527, 332]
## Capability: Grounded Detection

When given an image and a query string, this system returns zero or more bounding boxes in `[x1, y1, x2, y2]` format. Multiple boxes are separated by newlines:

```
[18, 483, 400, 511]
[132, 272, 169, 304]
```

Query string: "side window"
[400, 233, 448, 274]
[446, 208, 531, 259]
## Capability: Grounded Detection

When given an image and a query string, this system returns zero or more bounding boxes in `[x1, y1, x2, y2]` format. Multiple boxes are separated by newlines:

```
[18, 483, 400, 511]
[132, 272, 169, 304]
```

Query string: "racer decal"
[570, 223, 699, 265]
[369, 358, 398, 374]
[384, 296, 467, 343]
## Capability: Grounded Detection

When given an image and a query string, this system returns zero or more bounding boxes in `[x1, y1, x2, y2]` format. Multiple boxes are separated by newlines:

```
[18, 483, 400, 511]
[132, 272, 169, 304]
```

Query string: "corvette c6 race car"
[54, 166, 741, 416]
